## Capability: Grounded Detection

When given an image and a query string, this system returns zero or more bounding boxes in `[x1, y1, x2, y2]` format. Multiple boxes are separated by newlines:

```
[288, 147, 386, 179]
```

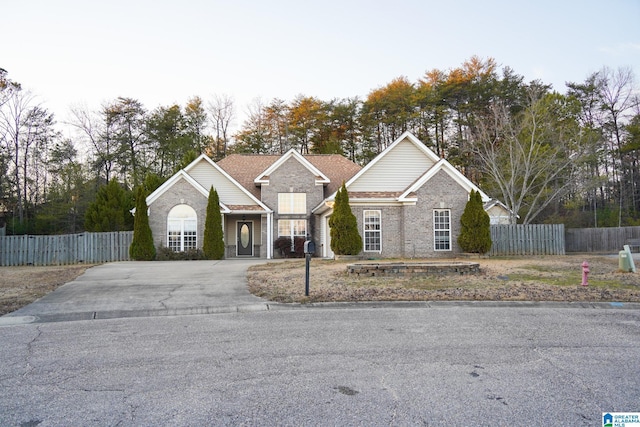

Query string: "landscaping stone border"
[347, 261, 480, 277]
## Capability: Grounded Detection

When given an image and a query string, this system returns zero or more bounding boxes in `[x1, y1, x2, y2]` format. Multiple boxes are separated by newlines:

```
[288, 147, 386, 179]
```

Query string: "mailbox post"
[303, 240, 316, 296]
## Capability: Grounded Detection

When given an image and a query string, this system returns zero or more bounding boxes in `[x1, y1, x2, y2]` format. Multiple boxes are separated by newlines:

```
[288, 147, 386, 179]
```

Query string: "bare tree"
[0, 90, 36, 223]
[69, 105, 116, 184]
[208, 94, 235, 159]
[596, 66, 638, 225]
[104, 97, 147, 187]
[471, 90, 595, 224]
[0, 90, 58, 226]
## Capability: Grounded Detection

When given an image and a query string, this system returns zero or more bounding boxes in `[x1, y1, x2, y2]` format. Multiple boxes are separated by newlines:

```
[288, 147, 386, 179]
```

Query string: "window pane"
[184, 219, 197, 232]
[168, 230, 181, 251]
[278, 220, 291, 237]
[364, 210, 381, 252]
[293, 220, 306, 236]
[434, 210, 451, 251]
[278, 193, 306, 214]
[278, 220, 307, 237]
[184, 230, 197, 250]
[167, 205, 197, 252]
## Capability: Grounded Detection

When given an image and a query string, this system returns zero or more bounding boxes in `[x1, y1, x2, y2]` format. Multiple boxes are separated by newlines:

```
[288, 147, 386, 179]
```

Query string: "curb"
[2, 300, 638, 325]
[267, 300, 640, 311]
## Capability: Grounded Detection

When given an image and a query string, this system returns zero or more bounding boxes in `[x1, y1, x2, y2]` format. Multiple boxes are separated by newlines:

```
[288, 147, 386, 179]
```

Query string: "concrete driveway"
[3, 259, 270, 323]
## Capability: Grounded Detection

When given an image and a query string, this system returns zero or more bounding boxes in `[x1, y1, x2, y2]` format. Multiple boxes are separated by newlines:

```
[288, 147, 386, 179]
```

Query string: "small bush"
[156, 245, 206, 261]
[203, 186, 225, 259]
[274, 236, 305, 258]
[130, 187, 156, 261]
[458, 190, 492, 254]
[329, 182, 362, 255]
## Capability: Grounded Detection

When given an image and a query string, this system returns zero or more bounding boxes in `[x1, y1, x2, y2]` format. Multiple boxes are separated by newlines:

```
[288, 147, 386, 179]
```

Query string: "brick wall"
[351, 205, 403, 258]
[350, 169, 469, 258]
[148, 178, 208, 250]
[404, 169, 468, 257]
[261, 157, 325, 257]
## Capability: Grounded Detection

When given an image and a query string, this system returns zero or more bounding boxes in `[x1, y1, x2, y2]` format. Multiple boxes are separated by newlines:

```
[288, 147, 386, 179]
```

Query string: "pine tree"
[84, 179, 134, 232]
[129, 187, 156, 260]
[458, 190, 492, 254]
[203, 186, 225, 259]
[329, 182, 362, 255]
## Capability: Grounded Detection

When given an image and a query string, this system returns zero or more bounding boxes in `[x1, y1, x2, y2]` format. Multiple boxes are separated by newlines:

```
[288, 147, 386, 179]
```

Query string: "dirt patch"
[248, 255, 640, 303]
[0, 265, 92, 315]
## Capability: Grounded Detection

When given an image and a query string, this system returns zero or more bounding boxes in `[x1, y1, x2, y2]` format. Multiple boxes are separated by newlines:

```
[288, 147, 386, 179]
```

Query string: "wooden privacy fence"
[565, 226, 640, 253]
[0, 231, 134, 266]
[489, 224, 565, 256]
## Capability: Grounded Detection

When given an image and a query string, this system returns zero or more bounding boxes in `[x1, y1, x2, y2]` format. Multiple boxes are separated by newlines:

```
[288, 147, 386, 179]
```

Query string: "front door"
[237, 221, 253, 256]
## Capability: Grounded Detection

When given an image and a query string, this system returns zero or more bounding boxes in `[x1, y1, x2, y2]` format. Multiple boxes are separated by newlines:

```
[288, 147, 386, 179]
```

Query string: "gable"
[186, 156, 264, 207]
[144, 171, 234, 214]
[399, 159, 490, 203]
[348, 132, 439, 192]
[267, 156, 321, 186]
[146, 171, 209, 207]
[254, 149, 329, 186]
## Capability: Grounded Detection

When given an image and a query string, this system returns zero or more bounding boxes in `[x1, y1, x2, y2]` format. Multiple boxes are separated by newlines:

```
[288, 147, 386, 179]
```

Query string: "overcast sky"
[3, 0, 640, 134]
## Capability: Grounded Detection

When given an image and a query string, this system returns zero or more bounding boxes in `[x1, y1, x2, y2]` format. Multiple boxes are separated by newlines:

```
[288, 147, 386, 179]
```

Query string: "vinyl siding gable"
[348, 138, 437, 192]
[187, 159, 258, 206]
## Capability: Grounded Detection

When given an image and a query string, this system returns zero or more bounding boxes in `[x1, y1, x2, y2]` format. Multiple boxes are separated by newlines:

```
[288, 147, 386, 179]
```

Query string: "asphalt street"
[1, 304, 639, 426]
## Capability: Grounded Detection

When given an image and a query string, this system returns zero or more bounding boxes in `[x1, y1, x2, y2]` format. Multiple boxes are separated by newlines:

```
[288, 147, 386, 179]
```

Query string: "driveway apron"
[3, 259, 269, 323]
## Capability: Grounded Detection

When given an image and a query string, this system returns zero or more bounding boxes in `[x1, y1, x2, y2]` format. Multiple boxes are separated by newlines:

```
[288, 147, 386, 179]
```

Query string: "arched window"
[167, 204, 197, 252]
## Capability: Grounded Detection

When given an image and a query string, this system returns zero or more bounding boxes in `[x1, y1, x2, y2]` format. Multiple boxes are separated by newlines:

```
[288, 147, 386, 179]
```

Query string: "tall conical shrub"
[129, 187, 156, 260]
[203, 186, 225, 259]
[329, 182, 362, 255]
[458, 190, 492, 254]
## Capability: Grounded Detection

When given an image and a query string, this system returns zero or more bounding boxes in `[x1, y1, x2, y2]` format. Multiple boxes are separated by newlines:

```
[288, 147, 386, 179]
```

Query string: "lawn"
[248, 255, 640, 304]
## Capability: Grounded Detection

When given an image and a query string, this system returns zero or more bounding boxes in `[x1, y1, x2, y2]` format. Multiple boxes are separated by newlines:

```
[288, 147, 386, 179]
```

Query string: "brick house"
[145, 131, 510, 259]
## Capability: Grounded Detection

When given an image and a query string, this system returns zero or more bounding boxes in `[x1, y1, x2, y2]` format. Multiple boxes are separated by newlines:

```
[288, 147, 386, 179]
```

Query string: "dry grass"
[0, 265, 92, 315]
[248, 255, 640, 303]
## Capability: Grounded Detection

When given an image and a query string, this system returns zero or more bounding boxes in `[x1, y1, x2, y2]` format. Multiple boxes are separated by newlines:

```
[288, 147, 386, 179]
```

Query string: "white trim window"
[433, 209, 451, 251]
[278, 219, 307, 238]
[278, 219, 307, 251]
[363, 210, 381, 252]
[167, 204, 197, 252]
[278, 193, 306, 214]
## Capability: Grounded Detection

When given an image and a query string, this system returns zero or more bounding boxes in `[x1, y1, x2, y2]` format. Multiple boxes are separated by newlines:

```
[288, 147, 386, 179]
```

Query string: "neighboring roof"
[217, 152, 361, 198]
[484, 199, 517, 218]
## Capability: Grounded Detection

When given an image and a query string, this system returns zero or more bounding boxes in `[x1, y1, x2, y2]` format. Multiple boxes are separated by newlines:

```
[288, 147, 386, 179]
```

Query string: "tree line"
[0, 57, 638, 236]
